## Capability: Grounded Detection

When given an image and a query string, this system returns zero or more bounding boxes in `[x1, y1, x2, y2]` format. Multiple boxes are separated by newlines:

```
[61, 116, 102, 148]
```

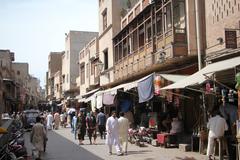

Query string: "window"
[80, 65, 85, 85]
[156, 11, 163, 35]
[86, 63, 89, 78]
[165, 4, 172, 31]
[102, 9, 107, 30]
[139, 25, 145, 47]
[114, 46, 119, 62]
[17, 71, 20, 75]
[91, 62, 95, 75]
[62, 75, 65, 83]
[104, 49, 108, 70]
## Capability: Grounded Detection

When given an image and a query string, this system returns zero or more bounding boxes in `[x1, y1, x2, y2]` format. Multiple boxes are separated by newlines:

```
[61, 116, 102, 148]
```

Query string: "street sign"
[225, 30, 237, 49]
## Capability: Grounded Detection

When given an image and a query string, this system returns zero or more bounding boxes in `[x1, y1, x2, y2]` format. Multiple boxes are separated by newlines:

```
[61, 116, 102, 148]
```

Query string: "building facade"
[12, 62, 29, 111]
[111, 0, 205, 87]
[79, 37, 100, 96]
[0, 50, 16, 113]
[47, 52, 63, 101]
[205, 0, 240, 55]
[98, 0, 127, 86]
[61, 31, 98, 99]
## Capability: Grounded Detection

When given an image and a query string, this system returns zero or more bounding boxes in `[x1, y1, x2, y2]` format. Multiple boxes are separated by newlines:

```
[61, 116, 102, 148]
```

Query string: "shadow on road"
[25, 131, 104, 160]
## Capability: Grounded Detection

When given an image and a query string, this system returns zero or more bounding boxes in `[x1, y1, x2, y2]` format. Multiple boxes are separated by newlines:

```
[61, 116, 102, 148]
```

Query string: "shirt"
[207, 115, 228, 138]
[96, 112, 106, 126]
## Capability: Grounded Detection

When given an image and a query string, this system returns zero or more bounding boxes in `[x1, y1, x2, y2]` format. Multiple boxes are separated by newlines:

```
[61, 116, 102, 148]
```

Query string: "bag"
[32, 147, 39, 159]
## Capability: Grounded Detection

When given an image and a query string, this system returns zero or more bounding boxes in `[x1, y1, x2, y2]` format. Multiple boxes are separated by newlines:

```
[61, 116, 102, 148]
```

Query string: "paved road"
[24, 130, 103, 160]
[25, 127, 207, 160]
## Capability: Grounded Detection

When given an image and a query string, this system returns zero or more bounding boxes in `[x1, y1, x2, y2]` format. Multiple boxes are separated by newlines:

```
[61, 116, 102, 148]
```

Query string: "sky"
[0, 0, 98, 88]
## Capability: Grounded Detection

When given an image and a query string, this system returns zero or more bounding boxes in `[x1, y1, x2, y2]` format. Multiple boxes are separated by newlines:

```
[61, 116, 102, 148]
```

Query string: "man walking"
[86, 111, 97, 144]
[118, 112, 129, 155]
[106, 111, 123, 156]
[207, 110, 228, 159]
[46, 112, 53, 130]
[31, 116, 47, 160]
[96, 109, 106, 139]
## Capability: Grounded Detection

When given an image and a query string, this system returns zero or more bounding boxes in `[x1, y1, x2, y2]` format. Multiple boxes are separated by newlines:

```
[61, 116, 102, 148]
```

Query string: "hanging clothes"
[137, 74, 154, 103]
[103, 94, 115, 105]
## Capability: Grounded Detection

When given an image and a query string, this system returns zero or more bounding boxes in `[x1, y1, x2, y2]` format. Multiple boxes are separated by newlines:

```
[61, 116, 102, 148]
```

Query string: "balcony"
[114, 28, 187, 81]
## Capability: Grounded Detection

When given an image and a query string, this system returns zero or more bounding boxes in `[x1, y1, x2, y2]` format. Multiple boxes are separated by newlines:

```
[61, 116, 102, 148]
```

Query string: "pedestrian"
[31, 116, 47, 160]
[96, 109, 106, 139]
[76, 111, 86, 145]
[206, 110, 228, 159]
[60, 112, 65, 127]
[86, 111, 97, 145]
[118, 112, 129, 155]
[53, 112, 60, 130]
[106, 111, 123, 156]
[46, 112, 53, 130]
[72, 112, 77, 139]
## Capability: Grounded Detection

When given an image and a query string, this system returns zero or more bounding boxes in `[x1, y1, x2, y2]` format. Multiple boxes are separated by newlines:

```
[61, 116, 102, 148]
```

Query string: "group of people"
[69, 109, 129, 156]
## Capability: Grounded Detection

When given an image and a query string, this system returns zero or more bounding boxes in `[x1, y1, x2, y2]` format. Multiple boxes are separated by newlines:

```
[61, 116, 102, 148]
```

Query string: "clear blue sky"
[0, 0, 98, 88]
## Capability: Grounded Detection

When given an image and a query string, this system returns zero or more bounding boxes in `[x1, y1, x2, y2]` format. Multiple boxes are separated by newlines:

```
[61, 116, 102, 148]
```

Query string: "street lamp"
[96, 60, 104, 73]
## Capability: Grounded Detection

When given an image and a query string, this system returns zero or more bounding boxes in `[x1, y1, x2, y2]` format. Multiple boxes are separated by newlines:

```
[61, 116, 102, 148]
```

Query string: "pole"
[195, 0, 207, 127]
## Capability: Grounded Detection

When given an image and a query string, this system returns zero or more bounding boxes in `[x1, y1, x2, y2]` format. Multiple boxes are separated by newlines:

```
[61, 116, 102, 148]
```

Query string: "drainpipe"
[195, 0, 206, 129]
[195, 0, 202, 70]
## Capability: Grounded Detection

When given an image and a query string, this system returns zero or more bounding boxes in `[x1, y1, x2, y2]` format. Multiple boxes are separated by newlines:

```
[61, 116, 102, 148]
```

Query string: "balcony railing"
[114, 28, 187, 81]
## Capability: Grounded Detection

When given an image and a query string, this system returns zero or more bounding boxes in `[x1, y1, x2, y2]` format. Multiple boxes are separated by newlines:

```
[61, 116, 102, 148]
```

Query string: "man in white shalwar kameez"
[46, 112, 53, 130]
[207, 110, 228, 159]
[106, 111, 123, 156]
[118, 112, 129, 154]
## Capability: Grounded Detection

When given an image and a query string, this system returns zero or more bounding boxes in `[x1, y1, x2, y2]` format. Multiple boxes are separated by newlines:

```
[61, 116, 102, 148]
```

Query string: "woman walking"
[76, 110, 86, 145]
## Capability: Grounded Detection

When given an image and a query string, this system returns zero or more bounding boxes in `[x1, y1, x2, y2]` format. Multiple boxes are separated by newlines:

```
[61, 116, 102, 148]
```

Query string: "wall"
[62, 31, 98, 93]
[205, 0, 240, 54]
[98, 0, 123, 86]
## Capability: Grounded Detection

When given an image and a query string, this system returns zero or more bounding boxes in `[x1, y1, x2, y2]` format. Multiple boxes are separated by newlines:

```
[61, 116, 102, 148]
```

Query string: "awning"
[161, 56, 240, 90]
[158, 74, 188, 82]
[81, 88, 100, 98]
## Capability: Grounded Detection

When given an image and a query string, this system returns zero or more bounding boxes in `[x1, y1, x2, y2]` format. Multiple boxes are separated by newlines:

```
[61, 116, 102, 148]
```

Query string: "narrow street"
[25, 127, 206, 160]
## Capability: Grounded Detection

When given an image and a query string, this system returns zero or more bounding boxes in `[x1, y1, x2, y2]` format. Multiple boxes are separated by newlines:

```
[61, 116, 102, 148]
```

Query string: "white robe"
[118, 117, 129, 141]
[46, 114, 53, 130]
[106, 116, 120, 146]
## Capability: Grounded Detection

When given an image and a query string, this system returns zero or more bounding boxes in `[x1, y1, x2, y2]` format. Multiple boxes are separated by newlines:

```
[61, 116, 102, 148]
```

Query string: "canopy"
[81, 88, 100, 98]
[161, 56, 240, 90]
